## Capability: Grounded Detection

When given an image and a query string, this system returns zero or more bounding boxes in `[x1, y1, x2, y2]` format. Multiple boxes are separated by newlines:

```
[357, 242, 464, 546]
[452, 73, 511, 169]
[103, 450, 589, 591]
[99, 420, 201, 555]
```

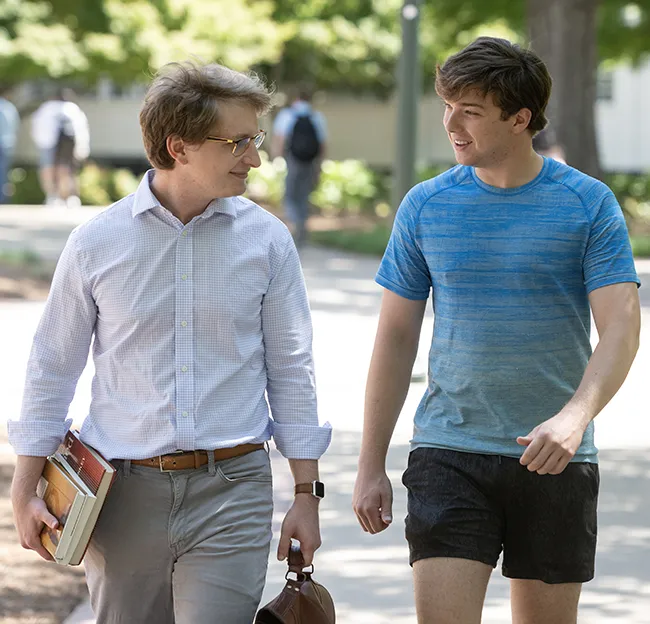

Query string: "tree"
[261, 0, 403, 94]
[0, 0, 286, 87]
[527, 0, 600, 178]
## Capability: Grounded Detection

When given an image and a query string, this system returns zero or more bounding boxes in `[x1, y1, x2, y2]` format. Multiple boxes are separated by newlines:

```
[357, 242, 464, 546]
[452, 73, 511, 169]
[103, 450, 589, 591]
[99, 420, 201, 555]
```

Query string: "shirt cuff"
[7, 418, 72, 457]
[271, 421, 332, 460]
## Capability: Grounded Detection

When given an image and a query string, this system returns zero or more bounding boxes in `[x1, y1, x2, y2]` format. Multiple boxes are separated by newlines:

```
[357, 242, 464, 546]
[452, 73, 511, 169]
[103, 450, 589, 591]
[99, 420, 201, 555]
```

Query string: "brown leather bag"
[255, 543, 336, 624]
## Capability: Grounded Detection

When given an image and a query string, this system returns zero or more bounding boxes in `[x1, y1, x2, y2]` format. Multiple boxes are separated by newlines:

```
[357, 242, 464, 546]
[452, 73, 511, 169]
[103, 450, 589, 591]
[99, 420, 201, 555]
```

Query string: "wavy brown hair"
[140, 61, 274, 169]
[436, 37, 552, 134]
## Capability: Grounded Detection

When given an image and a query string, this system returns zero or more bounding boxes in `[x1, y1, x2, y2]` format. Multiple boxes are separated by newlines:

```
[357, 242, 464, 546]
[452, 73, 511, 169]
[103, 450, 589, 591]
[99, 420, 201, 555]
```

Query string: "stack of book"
[37, 430, 116, 566]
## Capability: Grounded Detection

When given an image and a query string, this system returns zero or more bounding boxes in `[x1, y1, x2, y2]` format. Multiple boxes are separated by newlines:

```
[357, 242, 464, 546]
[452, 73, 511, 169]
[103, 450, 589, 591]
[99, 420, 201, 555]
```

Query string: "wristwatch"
[294, 480, 325, 499]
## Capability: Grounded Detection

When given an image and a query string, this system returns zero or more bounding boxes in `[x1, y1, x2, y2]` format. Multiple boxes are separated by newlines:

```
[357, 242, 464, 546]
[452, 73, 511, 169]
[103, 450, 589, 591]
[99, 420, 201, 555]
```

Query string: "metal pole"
[392, 0, 421, 213]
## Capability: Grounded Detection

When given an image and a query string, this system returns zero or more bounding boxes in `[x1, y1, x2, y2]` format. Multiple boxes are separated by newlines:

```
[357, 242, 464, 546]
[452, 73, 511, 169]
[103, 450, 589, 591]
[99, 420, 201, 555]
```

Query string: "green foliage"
[109, 167, 140, 199]
[8, 164, 141, 206]
[2, 1, 650, 91]
[312, 159, 383, 216]
[79, 163, 112, 206]
[603, 171, 650, 221]
[245, 152, 286, 207]
[631, 236, 650, 257]
[7, 167, 45, 204]
[0, 0, 285, 86]
[267, 0, 402, 93]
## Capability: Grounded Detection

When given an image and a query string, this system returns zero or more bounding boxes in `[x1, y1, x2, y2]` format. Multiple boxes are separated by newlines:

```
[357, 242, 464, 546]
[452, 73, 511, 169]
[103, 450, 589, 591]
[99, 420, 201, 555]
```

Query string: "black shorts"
[403, 447, 599, 584]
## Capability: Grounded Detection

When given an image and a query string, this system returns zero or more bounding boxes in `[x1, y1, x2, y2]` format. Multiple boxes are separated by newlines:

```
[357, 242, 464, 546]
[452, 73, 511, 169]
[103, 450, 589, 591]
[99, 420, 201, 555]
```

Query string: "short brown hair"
[140, 61, 274, 169]
[435, 37, 552, 134]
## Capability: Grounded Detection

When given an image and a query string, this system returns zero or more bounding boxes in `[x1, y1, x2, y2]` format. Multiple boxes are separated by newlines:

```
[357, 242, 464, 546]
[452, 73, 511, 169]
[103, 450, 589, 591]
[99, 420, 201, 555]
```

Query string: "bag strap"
[288, 542, 305, 573]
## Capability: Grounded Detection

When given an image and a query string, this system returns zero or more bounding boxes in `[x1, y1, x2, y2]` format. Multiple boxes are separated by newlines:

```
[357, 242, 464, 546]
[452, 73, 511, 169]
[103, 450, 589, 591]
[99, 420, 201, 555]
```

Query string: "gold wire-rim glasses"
[205, 130, 266, 156]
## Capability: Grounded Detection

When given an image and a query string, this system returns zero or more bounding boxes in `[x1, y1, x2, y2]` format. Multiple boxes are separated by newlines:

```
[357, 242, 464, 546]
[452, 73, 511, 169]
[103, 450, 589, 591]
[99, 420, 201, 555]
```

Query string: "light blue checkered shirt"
[9, 171, 332, 461]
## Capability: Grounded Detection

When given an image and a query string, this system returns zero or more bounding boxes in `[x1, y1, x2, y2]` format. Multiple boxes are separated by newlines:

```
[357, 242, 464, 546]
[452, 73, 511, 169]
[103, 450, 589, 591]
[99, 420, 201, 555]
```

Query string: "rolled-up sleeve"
[7, 231, 97, 456]
[261, 236, 332, 460]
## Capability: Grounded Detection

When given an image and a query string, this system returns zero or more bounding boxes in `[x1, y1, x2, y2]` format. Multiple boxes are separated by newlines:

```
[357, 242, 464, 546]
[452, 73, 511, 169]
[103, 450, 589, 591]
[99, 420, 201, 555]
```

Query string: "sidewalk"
[1, 205, 649, 623]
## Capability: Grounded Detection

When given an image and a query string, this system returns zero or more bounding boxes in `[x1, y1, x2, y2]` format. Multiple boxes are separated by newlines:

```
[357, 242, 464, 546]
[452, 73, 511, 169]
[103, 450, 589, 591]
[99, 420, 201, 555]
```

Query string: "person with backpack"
[272, 89, 327, 247]
[0, 90, 20, 203]
[31, 88, 90, 207]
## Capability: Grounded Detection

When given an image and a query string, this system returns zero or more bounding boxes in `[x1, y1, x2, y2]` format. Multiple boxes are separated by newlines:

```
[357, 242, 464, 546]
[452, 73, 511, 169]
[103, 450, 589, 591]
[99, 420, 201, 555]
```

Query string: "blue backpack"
[288, 114, 321, 162]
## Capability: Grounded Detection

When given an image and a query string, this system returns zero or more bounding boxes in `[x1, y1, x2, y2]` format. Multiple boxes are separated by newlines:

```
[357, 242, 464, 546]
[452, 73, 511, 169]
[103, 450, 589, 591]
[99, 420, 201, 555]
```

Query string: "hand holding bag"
[255, 542, 336, 624]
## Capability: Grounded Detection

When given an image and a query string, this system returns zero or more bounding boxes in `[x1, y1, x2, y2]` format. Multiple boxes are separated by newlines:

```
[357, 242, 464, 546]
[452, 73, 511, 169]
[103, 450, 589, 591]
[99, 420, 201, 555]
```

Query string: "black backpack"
[288, 114, 321, 162]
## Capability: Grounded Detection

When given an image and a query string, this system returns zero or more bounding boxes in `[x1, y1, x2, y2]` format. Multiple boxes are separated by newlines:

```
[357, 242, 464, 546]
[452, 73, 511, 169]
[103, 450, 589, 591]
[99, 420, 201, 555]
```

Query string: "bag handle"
[286, 541, 315, 581]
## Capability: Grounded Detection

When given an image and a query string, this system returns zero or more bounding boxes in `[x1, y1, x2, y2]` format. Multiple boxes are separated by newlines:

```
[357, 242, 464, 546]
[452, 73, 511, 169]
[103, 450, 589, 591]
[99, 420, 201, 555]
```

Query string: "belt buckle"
[158, 450, 185, 472]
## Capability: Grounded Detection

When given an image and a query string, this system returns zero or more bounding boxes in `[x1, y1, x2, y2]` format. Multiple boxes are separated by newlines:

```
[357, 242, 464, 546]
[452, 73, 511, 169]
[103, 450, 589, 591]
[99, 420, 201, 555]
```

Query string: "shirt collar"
[131, 169, 238, 219]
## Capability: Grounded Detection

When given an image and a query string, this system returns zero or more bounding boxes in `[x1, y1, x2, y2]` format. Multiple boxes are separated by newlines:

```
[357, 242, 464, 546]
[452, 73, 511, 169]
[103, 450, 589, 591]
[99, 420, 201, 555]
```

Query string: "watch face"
[313, 481, 325, 498]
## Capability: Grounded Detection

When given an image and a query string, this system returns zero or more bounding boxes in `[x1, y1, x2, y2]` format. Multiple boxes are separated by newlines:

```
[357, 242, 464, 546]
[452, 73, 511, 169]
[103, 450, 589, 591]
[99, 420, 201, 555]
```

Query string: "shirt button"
[182, 411, 189, 417]
[182, 230, 188, 237]
[181, 365, 188, 372]
[181, 274, 188, 281]
[181, 321, 188, 327]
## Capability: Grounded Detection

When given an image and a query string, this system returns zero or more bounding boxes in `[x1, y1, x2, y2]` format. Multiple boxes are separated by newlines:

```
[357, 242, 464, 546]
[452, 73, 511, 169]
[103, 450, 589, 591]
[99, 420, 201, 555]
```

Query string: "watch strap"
[294, 481, 325, 498]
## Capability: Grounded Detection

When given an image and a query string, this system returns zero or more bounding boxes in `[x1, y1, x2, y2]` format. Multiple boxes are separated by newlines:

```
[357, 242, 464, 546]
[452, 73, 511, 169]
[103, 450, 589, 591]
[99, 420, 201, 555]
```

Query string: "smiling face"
[178, 99, 262, 199]
[443, 89, 531, 170]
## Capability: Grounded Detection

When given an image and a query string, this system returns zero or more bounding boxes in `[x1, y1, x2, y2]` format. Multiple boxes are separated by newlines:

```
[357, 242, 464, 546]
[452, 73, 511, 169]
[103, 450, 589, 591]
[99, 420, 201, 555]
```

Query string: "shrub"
[7, 167, 45, 204]
[79, 164, 112, 206]
[245, 152, 286, 207]
[312, 159, 381, 216]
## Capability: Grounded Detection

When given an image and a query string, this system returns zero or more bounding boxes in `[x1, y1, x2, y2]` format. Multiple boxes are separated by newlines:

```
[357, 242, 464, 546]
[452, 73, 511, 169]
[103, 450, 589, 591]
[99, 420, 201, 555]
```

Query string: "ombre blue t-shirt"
[377, 157, 640, 462]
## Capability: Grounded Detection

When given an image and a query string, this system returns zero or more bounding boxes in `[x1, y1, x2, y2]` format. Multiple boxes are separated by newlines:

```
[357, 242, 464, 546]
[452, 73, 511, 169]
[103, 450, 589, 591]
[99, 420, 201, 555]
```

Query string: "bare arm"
[519, 282, 640, 474]
[11, 456, 59, 561]
[353, 290, 427, 533]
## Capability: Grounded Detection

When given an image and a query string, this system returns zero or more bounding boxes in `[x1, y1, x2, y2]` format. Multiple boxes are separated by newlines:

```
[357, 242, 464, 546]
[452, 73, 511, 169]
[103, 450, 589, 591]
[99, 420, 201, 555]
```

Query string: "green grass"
[310, 223, 391, 256]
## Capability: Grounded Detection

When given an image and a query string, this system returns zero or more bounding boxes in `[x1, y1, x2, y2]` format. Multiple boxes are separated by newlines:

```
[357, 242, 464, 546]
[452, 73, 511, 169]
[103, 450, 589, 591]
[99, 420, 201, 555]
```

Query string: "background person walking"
[272, 88, 327, 247]
[31, 88, 89, 207]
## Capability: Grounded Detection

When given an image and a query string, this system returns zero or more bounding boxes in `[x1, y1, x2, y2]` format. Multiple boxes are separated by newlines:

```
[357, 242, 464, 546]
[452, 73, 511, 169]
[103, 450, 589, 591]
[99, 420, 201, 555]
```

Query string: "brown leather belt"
[131, 443, 264, 472]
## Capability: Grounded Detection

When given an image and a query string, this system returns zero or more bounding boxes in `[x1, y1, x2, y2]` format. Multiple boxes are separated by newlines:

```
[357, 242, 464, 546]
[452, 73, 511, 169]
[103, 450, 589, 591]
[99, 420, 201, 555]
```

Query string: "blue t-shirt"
[376, 157, 640, 462]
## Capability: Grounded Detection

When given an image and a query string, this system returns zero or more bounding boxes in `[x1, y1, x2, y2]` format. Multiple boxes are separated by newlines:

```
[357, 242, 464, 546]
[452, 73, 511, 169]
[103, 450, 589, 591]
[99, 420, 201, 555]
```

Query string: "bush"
[245, 152, 286, 207]
[79, 164, 112, 206]
[7, 167, 45, 204]
[7, 164, 142, 206]
[603, 172, 650, 222]
[312, 159, 382, 216]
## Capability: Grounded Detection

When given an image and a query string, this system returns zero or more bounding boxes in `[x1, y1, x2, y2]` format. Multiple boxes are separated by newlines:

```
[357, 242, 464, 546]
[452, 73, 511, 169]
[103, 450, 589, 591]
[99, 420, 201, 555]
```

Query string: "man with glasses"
[9, 61, 331, 623]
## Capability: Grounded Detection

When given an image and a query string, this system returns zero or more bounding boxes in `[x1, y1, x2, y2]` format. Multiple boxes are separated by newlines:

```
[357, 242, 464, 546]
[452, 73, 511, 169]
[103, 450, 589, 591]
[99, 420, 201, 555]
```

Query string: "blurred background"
[0, 0, 649, 255]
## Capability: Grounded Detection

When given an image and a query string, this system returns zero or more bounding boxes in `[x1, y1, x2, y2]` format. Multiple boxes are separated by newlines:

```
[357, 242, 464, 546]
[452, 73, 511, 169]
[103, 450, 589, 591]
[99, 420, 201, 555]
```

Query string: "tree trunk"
[527, 0, 601, 178]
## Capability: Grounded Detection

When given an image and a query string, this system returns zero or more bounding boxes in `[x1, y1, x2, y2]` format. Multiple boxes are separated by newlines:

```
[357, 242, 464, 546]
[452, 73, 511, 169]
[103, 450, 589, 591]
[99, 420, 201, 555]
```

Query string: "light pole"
[392, 0, 421, 214]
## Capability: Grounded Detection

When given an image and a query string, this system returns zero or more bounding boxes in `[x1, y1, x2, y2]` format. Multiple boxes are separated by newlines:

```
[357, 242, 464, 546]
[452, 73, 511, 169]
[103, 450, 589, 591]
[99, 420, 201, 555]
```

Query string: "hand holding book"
[35, 430, 116, 566]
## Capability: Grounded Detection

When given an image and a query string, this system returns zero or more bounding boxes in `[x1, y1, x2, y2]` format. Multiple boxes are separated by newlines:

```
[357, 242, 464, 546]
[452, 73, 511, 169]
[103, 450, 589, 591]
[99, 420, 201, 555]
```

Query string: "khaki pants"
[85, 449, 274, 623]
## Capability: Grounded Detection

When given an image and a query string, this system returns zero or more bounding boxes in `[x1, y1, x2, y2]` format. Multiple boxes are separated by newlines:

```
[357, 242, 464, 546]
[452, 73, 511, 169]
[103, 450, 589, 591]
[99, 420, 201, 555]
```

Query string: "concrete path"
[1, 206, 649, 623]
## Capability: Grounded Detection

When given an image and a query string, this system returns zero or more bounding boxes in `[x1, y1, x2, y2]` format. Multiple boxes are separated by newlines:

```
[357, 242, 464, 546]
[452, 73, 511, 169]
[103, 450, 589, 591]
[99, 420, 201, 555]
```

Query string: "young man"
[271, 88, 327, 247]
[353, 37, 640, 624]
[10, 61, 331, 623]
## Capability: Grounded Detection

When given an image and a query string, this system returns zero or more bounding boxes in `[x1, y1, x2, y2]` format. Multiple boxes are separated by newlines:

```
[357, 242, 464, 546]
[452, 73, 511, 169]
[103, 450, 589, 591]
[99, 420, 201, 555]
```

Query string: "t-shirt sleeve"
[376, 187, 431, 300]
[583, 191, 640, 293]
